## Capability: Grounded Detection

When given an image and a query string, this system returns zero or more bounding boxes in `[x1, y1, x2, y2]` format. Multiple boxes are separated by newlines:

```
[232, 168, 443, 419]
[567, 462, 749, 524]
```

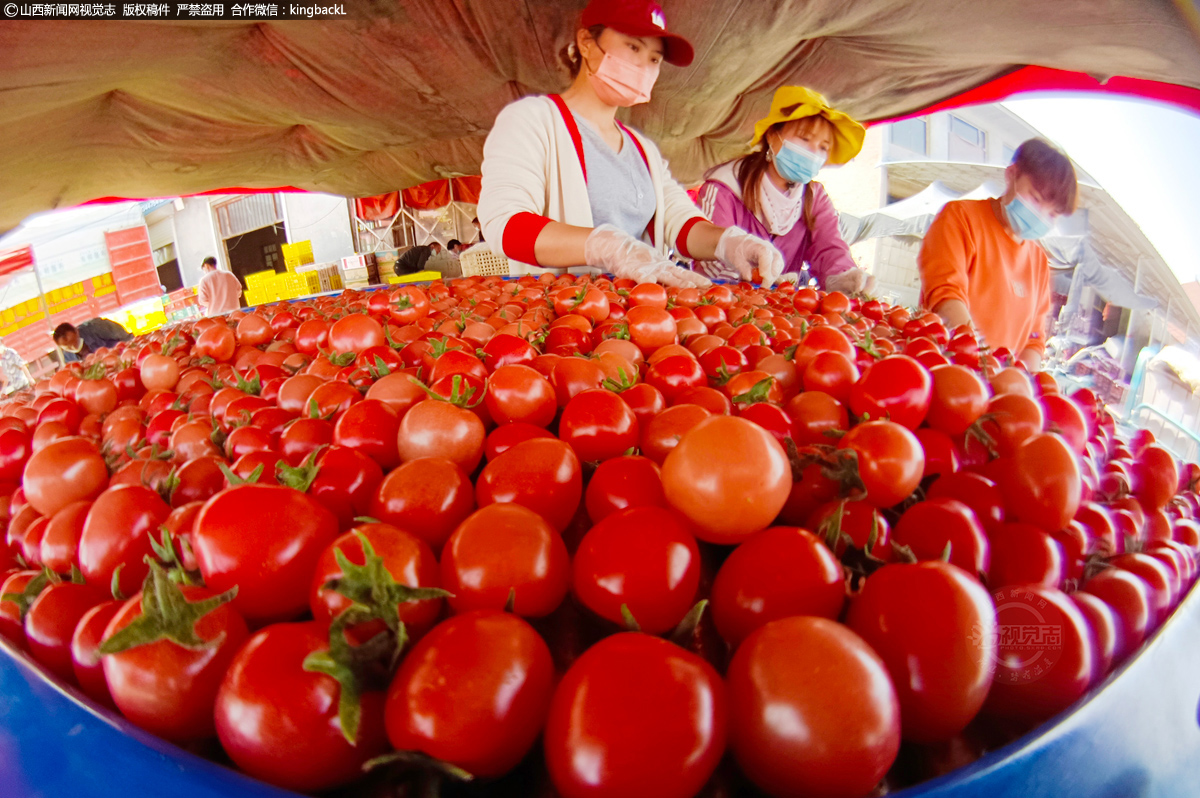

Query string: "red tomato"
[331, 399, 400, 470]
[979, 393, 1044, 458]
[78, 485, 171, 597]
[987, 522, 1065, 590]
[22, 437, 108, 518]
[214, 621, 388, 792]
[1080, 568, 1152, 662]
[1109, 552, 1175, 627]
[24, 581, 107, 682]
[837, 420, 924, 508]
[103, 582, 250, 742]
[846, 561, 996, 743]
[476, 439, 582, 534]
[584, 455, 666, 523]
[1070, 591, 1119, 679]
[309, 522, 443, 641]
[396, 399, 485, 473]
[711, 526, 845, 647]
[572, 506, 700, 634]
[544, 633, 726, 798]
[617, 382, 666, 430]
[558, 389, 639, 464]
[39, 500, 91, 575]
[849, 354, 932, 430]
[193, 485, 340, 625]
[926, 364, 989, 435]
[999, 433, 1082, 532]
[70, 599, 122, 708]
[485, 365, 557, 427]
[927, 471, 1006, 536]
[661, 415, 791, 544]
[728, 617, 901, 798]
[385, 611, 555, 778]
[802, 350, 860, 405]
[440, 504, 568, 618]
[328, 314, 385, 354]
[625, 305, 678, 354]
[1132, 445, 1179, 512]
[983, 585, 1094, 723]
[1040, 393, 1088, 454]
[893, 497, 989, 575]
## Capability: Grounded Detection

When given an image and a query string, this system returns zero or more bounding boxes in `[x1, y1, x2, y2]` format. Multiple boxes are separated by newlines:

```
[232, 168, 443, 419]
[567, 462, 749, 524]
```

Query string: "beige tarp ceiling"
[2, 1, 1200, 231]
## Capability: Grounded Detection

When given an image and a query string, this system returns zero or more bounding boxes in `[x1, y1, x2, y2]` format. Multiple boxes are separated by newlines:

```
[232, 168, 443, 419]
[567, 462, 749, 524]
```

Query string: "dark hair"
[447, 239, 463, 250]
[1012, 138, 1078, 215]
[52, 322, 77, 341]
[202, 256, 217, 267]
[736, 116, 836, 233]
[560, 25, 607, 78]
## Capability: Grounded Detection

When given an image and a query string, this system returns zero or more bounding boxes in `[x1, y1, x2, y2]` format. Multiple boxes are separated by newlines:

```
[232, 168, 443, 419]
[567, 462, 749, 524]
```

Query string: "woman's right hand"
[585, 225, 711, 288]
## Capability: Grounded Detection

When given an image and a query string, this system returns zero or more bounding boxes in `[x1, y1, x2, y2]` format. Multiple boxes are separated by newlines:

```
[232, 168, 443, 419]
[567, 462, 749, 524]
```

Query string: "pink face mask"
[585, 46, 658, 107]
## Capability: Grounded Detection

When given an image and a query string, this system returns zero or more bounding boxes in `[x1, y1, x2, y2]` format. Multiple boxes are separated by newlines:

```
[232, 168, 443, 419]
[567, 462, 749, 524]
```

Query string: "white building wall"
[172, 197, 222, 288]
[282, 193, 356, 266]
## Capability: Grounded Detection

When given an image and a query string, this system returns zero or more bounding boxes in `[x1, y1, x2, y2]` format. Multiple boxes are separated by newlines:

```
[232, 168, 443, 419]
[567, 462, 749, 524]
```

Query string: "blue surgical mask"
[1003, 194, 1054, 241]
[770, 139, 825, 185]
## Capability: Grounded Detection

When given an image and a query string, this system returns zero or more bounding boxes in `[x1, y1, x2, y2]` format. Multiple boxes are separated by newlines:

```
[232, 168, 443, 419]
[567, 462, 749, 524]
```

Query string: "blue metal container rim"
[3, 583, 1199, 797]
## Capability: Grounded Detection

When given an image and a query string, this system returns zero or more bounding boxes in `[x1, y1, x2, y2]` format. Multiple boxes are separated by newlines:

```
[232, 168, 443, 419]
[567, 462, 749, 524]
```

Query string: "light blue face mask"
[1003, 194, 1054, 241]
[770, 139, 826, 185]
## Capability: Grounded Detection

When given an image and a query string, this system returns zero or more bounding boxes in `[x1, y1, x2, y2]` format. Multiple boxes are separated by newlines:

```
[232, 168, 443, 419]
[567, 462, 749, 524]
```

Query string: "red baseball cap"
[580, 0, 695, 67]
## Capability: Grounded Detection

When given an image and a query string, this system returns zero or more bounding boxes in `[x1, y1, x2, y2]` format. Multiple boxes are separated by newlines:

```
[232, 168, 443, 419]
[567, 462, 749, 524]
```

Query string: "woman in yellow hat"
[696, 86, 873, 293]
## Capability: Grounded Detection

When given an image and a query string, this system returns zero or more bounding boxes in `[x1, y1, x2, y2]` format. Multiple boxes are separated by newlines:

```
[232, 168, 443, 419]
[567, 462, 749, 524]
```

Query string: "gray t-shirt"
[577, 117, 656, 241]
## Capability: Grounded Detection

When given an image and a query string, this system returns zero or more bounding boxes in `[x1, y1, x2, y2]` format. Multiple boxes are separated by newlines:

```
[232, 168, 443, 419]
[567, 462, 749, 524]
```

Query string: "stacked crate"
[281, 241, 314, 272]
[297, 263, 343, 294]
[243, 270, 279, 307]
[340, 254, 379, 289]
[164, 288, 200, 322]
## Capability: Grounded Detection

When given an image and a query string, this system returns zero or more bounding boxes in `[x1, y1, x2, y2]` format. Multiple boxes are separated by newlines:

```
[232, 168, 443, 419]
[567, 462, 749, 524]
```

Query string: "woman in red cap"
[477, 0, 784, 287]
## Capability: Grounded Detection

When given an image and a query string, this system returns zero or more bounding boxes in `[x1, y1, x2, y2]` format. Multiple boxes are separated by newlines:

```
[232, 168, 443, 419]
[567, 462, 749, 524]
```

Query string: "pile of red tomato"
[1, 274, 1198, 798]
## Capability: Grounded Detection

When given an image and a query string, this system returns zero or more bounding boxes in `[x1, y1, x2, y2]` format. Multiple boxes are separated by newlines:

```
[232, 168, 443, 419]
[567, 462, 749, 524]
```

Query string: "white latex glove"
[584, 225, 711, 289]
[714, 227, 785, 287]
[778, 271, 800, 285]
[824, 267, 875, 295]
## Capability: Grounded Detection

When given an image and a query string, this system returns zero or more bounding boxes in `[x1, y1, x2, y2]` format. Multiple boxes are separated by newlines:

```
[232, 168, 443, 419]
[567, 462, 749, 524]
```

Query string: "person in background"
[53, 318, 132, 363]
[697, 86, 874, 293]
[470, 217, 484, 244]
[477, 0, 784, 287]
[919, 138, 1078, 371]
[0, 338, 33, 394]
[197, 256, 244, 316]
[447, 239, 466, 255]
[394, 241, 443, 276]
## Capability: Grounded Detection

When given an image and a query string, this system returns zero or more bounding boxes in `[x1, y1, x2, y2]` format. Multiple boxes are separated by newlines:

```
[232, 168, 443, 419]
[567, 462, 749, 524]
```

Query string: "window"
[890, 118, 928, 155]
[949, 116, 986, 162]
[214, 194, 285, 239]
[1003, 144, 1017, 164]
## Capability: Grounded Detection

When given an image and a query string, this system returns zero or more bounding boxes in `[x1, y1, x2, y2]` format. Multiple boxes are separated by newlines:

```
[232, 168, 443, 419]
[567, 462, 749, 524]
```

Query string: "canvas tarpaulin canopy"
[2, 1, 1200, 231]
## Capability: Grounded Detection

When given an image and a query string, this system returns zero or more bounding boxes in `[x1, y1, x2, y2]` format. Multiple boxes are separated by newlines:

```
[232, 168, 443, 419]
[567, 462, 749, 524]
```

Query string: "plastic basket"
[460, 246, 511, 277]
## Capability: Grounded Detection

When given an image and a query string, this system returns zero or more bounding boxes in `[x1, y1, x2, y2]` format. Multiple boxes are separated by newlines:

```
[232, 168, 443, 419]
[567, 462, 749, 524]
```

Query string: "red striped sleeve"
[501, 212, 553, 266]
[675, 216, 705, 259]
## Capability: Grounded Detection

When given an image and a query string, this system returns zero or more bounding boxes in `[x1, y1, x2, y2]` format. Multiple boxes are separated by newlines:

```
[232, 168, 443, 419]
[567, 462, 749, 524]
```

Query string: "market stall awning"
[1, 2, 1199, 231]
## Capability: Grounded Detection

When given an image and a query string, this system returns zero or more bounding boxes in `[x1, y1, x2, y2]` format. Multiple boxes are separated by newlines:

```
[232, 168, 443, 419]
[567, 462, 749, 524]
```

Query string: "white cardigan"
[477, 95, 707, 267]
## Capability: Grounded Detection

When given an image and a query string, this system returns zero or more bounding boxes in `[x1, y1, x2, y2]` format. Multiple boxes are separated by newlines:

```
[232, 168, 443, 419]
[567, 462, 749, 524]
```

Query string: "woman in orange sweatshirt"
[918, 138, 1078, 371]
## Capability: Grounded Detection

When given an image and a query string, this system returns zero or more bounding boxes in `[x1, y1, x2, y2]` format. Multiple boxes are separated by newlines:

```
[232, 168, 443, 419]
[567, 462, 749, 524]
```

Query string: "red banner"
[0, 246, 33, 278]
[401, 177, 482, 211]
[354, 192, 400, 222]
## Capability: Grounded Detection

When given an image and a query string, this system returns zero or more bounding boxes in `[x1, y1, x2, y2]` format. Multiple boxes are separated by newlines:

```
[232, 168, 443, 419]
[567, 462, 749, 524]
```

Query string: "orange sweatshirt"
[918, 198, 1051, 355]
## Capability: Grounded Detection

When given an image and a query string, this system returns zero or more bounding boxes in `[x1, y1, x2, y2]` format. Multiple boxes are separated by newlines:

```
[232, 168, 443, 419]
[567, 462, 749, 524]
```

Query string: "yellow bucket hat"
[752, 86, 866, 165]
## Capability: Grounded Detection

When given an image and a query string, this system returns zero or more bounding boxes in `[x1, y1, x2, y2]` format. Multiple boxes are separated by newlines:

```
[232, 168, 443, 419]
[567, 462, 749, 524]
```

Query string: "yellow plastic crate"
[245, 270, 276, 287]
[282, 240, 314, 271]
[387, 270, 442, 285]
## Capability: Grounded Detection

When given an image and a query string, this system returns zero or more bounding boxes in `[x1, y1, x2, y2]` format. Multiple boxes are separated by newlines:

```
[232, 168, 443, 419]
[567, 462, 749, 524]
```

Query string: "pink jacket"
[698, 159, 856, 285]
[198, 270, 243, 315]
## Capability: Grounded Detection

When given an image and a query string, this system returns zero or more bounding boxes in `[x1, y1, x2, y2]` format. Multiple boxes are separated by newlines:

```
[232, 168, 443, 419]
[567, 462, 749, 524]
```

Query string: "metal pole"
[29, 253, 63, 367]
[448, 179, 461, 243]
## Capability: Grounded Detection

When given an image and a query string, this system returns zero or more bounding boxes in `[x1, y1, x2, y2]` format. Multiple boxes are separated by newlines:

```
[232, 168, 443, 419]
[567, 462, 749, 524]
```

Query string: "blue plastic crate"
[2, 588, 1199, 797]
